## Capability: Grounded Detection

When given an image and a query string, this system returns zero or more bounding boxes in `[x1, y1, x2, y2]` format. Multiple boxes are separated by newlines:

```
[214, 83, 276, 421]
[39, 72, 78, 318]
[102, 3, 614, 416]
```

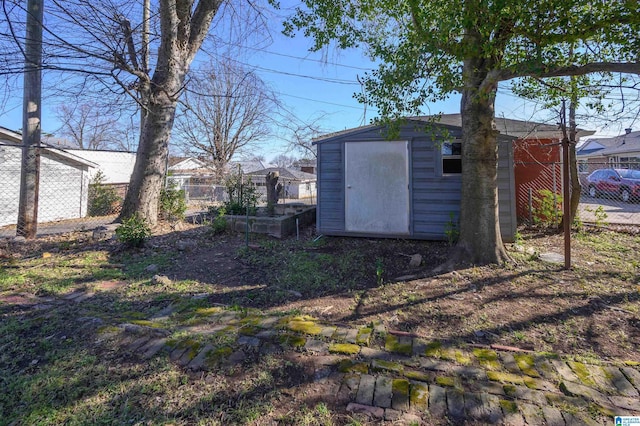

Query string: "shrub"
[224, 172, 259, 215]
[532, 189, 562, 226]
[209, 206, 228, 234]
[116, 214, 151, 247]
[159, 182, 187, 222]
[88, 171, 121, 216]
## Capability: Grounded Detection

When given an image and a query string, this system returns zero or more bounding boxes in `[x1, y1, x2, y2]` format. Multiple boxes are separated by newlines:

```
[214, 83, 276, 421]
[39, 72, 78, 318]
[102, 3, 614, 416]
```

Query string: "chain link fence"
[0, 143, 128, 238]
[1, 144, 318, 238]
[515, 159, 640, 228]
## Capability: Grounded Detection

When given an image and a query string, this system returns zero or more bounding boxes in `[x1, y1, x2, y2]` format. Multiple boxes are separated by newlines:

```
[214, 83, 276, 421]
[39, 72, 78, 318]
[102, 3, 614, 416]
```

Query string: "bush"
[209, 206, 228, 234]
[159, 183, 187, 222]
[532, 189, 562, 226]
[224, 172, 259, 215]
[88, 171, 121, 216]
[116, 214, 151, 247]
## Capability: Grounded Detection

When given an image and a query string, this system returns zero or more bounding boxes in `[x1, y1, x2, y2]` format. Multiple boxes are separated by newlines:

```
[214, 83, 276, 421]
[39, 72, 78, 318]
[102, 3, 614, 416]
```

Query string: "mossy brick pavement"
[11, 287, 640, 424]
[94, 299, 640, 425]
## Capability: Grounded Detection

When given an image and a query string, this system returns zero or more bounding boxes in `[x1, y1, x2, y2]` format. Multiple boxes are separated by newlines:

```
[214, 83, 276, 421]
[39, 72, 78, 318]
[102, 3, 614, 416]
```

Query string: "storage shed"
[313, 118, 517, 242]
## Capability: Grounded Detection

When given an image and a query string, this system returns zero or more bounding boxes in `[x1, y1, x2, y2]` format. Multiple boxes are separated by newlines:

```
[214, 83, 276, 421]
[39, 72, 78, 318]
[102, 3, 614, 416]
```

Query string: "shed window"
[442, 141, 462, 174]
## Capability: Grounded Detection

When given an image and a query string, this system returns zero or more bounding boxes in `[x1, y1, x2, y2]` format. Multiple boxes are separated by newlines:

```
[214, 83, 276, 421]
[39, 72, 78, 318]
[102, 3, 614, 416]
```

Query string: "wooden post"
[17, 0, 44, 239]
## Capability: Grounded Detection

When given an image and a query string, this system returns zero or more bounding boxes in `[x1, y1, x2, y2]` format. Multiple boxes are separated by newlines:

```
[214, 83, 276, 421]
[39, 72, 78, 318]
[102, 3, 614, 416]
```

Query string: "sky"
[0, 2, 639, 160]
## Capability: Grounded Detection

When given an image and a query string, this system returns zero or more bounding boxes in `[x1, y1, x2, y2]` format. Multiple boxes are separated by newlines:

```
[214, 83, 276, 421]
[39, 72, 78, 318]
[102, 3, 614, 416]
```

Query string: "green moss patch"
[424, 341, 442, 357]
[385, 334, 412, 355]
[567, 361, 596, 387]
[194, 307, 223, 317]
[473, 348, 500, 370]
[454, 350, 472, 366]
[129, 320, 164, 328]
[279, 333, 307, 348]
[503, 384, 517, 397]
[328, 343, 360, 355]
[238, 325, 260, 336]
[287, 320, 322, 335]
[487, 371, 525, 385]
[338, 360, 369, 374]
[623, 360, 640, 367]
[410, 383, 429, 410]
[499, 400, 518, 414]
[356, 327, 372, 346]
[435, 376, 456, 387]
[514, 354, 540, 377]
[404, 370, 431, 382]
[371, 359, 404, 374]
[392, 379, 410, 395]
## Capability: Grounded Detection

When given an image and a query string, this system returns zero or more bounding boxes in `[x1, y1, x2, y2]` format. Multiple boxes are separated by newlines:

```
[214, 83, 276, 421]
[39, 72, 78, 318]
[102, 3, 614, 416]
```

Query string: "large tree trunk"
[120, 88, 179, 225]
[454, 59, 509, 265]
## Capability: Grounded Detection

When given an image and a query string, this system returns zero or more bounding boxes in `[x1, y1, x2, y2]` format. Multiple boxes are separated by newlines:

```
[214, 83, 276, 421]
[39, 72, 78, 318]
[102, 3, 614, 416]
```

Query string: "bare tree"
[55, 102, 118, 150]
[175, 58, 276, 179]
[1, 0, 271, 225]
[272, 153, 295, 168]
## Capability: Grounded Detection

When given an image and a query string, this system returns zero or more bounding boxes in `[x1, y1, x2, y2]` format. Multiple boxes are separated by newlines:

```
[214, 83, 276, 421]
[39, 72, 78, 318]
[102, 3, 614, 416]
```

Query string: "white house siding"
[66, 149, 136, 184]
[0, 145, 21, 227]
[0, 145, 92, 227]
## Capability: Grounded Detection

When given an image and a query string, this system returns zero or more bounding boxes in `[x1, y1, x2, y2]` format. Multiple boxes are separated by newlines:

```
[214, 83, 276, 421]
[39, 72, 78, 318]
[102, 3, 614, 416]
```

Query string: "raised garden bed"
[224, 205, 316, 238]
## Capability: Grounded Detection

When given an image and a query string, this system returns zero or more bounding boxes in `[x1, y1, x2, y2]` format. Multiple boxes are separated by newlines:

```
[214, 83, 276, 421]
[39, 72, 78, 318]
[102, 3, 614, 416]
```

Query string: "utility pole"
[17, 0, 44, 238]
[560, 99, 571, 270]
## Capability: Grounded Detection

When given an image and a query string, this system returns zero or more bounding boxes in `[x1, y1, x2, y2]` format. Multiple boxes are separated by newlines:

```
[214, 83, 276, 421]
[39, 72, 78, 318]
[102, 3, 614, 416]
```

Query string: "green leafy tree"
[285, 0, 640, 264]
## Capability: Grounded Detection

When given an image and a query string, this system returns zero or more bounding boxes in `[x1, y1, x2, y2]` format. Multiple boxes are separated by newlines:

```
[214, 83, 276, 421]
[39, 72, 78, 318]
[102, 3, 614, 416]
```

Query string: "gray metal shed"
[313, 118, 517, 242]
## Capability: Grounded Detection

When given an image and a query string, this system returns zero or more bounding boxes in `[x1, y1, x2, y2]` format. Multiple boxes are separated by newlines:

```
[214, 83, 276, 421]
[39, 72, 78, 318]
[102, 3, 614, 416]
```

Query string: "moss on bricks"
[404, 370, 431, 382]
[279, 333, 307, 348]
[338, 360, 369, 374]
[393, 379, 410, 395]
[424, 341, 442, 357]
[499, 400, 518, 414]
[487, 371, 524, 385]
[473, 348, 501, 370]
[455, 350, 472, 366]
[194, 307, 223, 316]
[623, 360, 640, 367]
[567, 361, 597, 387]
[435, 376, 456, 387]
[514, 353, 541, 377]
[129, 319, 163, 328]
[503, 384, 517, 397]
[238, 325, 260, 336]
[385, 334, 412, 355]
[356, 327, 373, 345]
[287, 319, 322, 335]
[328, 343, 360, 355]
[371, 359, 404, 374]
[410, 382, 429, 410]
[205, 346, 233, 366]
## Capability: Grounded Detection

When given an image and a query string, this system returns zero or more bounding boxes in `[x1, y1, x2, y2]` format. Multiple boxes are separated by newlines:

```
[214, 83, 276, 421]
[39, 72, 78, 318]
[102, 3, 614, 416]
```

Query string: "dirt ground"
[3, 221, 639, 364]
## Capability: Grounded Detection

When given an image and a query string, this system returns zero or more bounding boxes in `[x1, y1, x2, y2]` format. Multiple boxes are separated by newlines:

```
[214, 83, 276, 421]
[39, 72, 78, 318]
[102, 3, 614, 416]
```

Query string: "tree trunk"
[454, 59, 509, 265]
[120, 87, 179, 225]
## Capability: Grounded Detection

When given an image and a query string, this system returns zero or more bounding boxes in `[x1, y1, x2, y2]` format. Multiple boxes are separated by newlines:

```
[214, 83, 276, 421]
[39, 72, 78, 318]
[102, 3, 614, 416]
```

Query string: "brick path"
[4, 285, 638, 424]
[101, 303, 640, 425]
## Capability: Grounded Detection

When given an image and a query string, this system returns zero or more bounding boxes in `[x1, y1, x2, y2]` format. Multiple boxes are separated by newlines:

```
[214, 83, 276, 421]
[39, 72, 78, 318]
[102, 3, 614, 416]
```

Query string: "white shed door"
[345, 141, 409, 234]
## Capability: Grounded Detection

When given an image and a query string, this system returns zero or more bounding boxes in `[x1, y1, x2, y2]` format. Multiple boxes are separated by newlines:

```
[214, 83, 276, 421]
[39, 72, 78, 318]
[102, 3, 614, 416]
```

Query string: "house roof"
[0, 126, 97, 168]
[436, 114, 595, 139]
[168, 157, 210, 170]
[577, 130, 640, 157]
[246, 167, 316, 181]
[229, 159, 276, 174]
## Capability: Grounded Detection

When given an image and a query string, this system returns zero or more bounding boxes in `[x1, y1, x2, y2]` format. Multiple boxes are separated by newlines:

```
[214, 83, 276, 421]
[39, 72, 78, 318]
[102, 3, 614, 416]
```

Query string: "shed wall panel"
[317, 142, 344, 231]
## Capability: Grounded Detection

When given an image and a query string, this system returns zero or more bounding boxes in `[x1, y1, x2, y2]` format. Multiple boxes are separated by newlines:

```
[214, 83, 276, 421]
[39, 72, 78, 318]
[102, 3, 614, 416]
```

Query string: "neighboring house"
[0, 127, 97, 226]
[245, 167, 317, 200]
[313, 118, 517, 242]
[228, 159, 276, 174]
[577, 128, 640, 173]
[168, 157, 216, 187]
[437, 114, 595, 222]
[292, 158, 317, 174]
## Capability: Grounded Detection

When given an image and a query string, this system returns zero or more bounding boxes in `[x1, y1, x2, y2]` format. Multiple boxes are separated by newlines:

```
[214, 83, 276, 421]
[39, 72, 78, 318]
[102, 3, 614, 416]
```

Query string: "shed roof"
[436, 114, 595, 139]
[313, 116, 517, 144]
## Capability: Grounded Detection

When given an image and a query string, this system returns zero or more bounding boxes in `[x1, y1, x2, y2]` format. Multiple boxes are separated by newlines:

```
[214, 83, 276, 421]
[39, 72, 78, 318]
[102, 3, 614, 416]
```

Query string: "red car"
[586, 168, 640, 203]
